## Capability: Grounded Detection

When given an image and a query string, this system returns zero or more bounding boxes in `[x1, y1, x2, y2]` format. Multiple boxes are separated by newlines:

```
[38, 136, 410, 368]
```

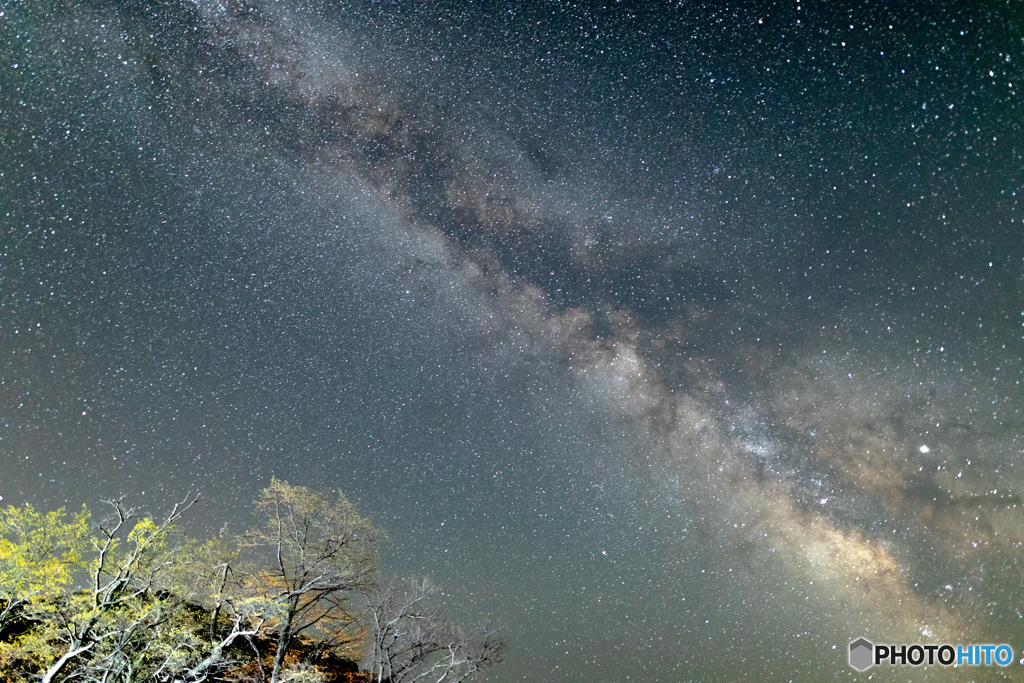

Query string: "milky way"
[2, 1, 1022, 680]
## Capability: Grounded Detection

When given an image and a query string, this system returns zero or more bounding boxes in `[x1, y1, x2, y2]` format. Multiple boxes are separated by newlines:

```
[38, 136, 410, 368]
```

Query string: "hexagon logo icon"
[849, 638, 874, 671]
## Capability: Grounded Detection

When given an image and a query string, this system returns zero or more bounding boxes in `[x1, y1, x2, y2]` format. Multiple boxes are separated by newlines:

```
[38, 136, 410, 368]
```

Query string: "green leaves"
[0, 483, 503, 683]
[0, 504, 91, 632]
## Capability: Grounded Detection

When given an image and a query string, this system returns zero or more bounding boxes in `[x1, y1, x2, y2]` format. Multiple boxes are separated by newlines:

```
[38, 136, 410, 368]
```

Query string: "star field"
[2, 1, 1022, 680]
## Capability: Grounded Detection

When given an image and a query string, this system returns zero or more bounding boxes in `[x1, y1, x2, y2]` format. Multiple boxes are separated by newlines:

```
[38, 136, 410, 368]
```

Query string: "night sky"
[2, 0, 1023, 680]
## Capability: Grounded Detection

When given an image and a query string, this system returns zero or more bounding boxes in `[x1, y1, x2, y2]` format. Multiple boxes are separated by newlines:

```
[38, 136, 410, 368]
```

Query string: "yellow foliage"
[0, 505, 90, 609]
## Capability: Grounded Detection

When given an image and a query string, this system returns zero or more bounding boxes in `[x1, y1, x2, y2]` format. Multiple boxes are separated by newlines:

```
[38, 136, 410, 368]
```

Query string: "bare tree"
[27, 495, 199, 683]
[242, 478, 384, 683]
[165, 539, 269, 683]
[1, 484, 506, 683]
[363, 577, 505, 683]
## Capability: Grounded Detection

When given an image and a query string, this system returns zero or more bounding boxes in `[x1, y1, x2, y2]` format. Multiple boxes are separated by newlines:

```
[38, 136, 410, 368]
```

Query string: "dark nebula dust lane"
[2, 1, 1022, 680]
